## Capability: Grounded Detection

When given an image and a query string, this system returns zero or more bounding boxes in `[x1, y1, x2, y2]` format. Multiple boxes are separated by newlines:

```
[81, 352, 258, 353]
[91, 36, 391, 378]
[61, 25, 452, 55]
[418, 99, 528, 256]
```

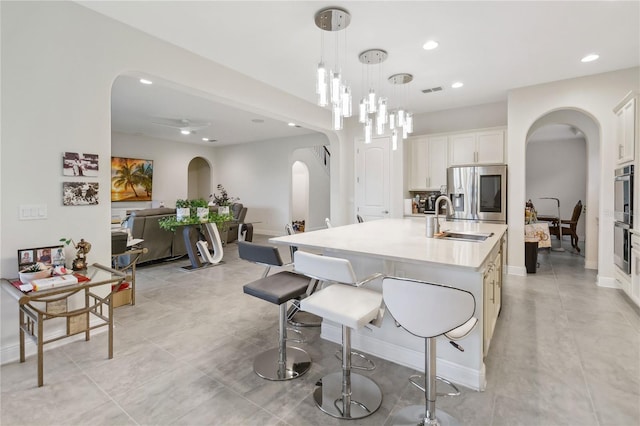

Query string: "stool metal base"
[253, 346, 311, 381]
[392, 405, 460, 426]
[313, 372, 382, 419]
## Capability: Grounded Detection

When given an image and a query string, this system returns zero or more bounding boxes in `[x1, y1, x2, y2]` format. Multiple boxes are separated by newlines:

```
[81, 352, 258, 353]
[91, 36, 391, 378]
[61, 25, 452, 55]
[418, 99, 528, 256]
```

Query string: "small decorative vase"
[197, 207, 209, 222]
[218, 206, 230, 216]
[176, 207, 190, 222]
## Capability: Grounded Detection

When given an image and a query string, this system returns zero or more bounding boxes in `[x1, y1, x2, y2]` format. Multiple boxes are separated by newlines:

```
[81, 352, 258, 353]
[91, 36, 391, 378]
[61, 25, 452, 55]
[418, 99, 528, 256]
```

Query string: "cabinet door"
[482, 266, 494, 356]
[621, 98, 636, 163]
[449, 133, 476, 165]
[615, 96, 636, 164]
[409, 138, 429, 190]
[476, 130, 505, 164]
[427, 136, 448, 189]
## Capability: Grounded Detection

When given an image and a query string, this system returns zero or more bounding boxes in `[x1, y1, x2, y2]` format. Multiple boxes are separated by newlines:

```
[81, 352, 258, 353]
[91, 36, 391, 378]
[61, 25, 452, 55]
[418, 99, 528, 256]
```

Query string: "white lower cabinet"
[483, 238, 503, 356]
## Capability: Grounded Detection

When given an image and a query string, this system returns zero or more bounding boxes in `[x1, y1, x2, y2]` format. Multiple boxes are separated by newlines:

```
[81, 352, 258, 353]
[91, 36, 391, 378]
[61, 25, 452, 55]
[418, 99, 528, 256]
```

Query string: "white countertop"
[270, 218, 507, 270]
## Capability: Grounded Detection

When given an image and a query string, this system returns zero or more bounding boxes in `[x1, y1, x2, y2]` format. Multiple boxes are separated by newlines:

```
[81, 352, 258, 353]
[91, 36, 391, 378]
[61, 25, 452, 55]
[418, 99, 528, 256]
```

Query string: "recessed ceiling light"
[288, 122, 296, 127]
[451, 81, 464, 89]
[202, 137, 217, 142]
[139, 78, 153, 85]
[422, 40, 439, 50]
[180, 129, 191, 135]
[581, 53, 599, 63]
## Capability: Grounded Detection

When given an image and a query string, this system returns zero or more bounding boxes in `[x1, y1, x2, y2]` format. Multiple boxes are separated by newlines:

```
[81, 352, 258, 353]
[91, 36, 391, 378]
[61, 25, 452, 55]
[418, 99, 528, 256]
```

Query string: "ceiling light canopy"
[581, 53, 599, 63]
[139, 78, 153, 85]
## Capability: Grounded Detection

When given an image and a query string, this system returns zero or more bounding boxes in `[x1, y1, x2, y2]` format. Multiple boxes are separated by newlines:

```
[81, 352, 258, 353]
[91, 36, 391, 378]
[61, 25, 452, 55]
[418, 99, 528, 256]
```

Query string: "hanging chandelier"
[315, 7, 352, 131]
[388, 73, 414, 150]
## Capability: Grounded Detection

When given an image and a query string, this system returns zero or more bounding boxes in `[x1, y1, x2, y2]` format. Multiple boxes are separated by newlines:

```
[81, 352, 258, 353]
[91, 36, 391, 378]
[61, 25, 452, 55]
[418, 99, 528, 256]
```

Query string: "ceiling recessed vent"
[422, 86, 443, 94]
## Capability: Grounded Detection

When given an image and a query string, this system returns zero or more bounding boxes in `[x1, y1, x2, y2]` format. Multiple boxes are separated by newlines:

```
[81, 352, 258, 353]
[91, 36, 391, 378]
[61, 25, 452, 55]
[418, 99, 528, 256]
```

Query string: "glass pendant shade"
[376, 115, 385, 135]
[406, 112, 413, 133]
[341, 86, 352, 117]
[397, 109, 405, 127]
[367, 89, 377, 113]
[318, 85, 328, 107]
[332, 105, 343, 130]
[359, 98, 367, 123]
[392, 129, 398, 151]
[389, 111, 396, 129]
[364, 118, 372, 144]
[316, 62, 327, 93]
[330, 71, 342, 106]
[402, 124, 408, 139]
[378, 98, 388, 123]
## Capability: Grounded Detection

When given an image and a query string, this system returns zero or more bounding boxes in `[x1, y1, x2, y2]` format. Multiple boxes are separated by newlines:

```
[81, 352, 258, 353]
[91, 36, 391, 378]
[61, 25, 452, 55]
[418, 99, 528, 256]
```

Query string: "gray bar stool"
[238, 241, 312, 381]
[294, 250, 385, 420]
[382, 277, 476, 426]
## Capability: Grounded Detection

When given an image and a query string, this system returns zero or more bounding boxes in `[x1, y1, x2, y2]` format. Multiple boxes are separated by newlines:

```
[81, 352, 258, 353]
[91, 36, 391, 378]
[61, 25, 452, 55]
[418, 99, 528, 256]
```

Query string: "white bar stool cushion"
[300, 284, 382, 330]
[294, 251, 357, 284]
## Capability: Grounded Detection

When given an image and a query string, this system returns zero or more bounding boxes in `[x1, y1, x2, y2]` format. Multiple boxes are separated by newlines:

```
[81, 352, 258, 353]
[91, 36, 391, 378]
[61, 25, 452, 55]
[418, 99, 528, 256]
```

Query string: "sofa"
[122, 207, 187, 264]
[122, 204, 248, 263]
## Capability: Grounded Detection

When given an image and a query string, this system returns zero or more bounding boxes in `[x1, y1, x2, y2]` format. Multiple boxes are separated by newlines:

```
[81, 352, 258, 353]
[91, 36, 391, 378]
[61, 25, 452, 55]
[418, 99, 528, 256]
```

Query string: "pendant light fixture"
[388, 73, 414, 149]
[314, 7, 351, 131]
[359, 49, 388, 143]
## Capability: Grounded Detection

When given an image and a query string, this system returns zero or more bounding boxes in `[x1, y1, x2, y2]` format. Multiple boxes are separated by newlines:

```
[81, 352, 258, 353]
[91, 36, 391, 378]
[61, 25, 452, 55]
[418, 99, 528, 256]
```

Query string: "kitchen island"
[270, 218, 507, 391]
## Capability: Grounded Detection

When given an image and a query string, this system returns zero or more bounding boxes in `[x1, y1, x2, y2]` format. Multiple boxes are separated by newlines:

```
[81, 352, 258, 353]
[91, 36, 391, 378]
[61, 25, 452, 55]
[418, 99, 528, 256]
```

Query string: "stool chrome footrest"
[409, 374, 461, 397]
[287, 299, 322, 327]
[313, 372, 382, 419]
[285, 327, 305, 344]
[253, 346, 311, 381]
[392, 405, 460, 426]
[334, 350, 376, 371]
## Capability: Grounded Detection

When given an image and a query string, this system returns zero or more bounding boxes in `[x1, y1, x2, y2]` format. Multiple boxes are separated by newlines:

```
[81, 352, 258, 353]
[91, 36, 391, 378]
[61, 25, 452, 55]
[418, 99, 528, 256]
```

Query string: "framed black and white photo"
[63, 152, 99, 177]
[63, 182, 99, 206]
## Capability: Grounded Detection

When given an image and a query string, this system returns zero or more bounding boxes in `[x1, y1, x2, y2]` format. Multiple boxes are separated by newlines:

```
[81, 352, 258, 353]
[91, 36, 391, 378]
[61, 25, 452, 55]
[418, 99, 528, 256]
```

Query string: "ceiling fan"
[150, 117, 211, 135]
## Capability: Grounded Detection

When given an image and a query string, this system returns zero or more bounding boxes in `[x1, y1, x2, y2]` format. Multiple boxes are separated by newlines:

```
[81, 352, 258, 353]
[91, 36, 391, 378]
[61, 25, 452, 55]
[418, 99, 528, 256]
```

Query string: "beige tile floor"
[1, 236, 639, 426]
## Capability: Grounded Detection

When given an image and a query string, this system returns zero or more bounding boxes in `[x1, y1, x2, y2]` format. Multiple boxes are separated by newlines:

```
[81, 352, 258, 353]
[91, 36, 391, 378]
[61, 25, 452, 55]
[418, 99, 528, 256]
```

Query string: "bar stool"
[382, 277, 476, 426]
[238, 241, 312, 381]
[294, 251, 385, 419]
[284, 224, 321, 328]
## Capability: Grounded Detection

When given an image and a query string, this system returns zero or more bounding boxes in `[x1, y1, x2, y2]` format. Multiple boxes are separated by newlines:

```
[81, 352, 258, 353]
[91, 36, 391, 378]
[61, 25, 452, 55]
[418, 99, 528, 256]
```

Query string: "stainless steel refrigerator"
[446, 164, 507, 223]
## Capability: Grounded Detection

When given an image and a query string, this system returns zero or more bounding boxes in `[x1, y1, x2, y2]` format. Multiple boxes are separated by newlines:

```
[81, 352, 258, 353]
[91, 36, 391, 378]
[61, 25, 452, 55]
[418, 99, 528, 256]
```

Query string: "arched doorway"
[291, 160, 309, 229]
[187, 157, 212, 200]
[525, 109, 600, 270]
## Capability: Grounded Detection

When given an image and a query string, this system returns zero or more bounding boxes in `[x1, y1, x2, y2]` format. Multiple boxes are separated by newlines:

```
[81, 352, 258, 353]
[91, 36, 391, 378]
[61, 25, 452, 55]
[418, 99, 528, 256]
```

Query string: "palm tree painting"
[111, 157, 153, 202]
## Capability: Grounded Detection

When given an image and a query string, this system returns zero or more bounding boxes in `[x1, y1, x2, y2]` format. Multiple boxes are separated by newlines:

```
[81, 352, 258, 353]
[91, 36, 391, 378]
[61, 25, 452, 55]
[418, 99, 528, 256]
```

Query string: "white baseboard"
[322, 323, 486, 392]
[597, 275, 619, 288]
[507, 265, 527, 276]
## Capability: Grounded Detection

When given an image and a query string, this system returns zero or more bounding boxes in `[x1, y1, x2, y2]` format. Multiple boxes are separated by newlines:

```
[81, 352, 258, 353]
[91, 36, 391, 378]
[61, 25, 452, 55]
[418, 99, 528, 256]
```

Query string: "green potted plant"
[175, 199, 190, 221]
[211, 184, 239, 216]
[190, 198, 209, 222]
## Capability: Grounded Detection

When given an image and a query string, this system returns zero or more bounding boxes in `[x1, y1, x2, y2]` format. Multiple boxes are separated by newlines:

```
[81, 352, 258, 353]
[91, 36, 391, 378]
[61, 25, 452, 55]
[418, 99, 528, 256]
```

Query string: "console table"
[1, 264, 126, 387]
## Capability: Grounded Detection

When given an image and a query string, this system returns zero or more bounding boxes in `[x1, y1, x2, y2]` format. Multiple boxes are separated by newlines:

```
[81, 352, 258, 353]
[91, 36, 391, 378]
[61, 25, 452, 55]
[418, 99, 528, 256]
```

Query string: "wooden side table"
[2, 264, 126, 387]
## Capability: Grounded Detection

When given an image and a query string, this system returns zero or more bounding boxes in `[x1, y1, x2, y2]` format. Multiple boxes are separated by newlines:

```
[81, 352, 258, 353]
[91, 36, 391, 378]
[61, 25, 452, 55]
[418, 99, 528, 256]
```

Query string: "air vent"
[422, 86, 443, 93]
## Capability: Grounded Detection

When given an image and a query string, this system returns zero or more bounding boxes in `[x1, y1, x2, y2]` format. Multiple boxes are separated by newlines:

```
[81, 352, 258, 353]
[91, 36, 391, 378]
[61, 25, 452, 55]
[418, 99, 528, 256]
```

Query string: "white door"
[356, 137, 390, 221]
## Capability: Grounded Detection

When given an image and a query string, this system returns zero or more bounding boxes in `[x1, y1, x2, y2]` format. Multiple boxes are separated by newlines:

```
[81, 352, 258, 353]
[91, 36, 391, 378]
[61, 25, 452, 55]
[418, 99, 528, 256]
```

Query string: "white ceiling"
[81, 1, 640, 145]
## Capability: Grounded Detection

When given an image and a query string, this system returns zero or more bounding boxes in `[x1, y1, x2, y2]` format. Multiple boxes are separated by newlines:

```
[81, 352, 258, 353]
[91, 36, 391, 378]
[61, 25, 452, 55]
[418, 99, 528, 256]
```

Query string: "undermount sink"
[437, 231, 493, 242]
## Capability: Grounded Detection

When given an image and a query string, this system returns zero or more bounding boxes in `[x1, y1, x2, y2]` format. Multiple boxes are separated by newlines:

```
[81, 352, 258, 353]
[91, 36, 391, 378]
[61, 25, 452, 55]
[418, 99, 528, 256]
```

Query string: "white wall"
[507, 67, 639, 284]
[526, 137, 587, 239]
[413, 101, 508, 135]
[211, 133, 330, 236]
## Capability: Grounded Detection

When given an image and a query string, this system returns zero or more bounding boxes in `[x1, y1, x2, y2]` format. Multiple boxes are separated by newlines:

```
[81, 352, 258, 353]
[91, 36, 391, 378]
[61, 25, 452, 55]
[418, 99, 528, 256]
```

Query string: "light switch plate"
[19, 204, 47, 220]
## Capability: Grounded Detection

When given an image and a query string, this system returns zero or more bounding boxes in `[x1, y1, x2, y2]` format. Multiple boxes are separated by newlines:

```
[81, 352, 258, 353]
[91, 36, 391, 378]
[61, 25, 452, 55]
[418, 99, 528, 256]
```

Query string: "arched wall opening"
[188, 156, 212, 200]
[525, 109, 600, 270]
[291, 160, 309, 228]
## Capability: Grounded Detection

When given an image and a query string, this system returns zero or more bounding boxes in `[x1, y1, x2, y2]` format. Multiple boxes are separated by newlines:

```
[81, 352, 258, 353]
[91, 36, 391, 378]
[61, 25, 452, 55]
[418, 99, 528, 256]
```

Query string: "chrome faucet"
[434, 195, 453, 234]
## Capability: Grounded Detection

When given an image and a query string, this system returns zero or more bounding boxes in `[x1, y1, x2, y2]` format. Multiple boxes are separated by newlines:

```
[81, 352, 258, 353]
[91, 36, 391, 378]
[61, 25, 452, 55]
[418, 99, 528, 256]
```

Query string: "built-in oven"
[614, 221, 631, 274]
[614, 165, 634, 274]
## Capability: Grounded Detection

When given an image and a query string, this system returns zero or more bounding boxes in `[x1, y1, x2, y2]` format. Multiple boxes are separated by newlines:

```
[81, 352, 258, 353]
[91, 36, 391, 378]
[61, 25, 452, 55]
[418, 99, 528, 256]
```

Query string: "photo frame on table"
[18, 245, 64, 270]
[63, 152, 99, 177]
[63, 182, 99, 206]
[111, 157, 153, 202]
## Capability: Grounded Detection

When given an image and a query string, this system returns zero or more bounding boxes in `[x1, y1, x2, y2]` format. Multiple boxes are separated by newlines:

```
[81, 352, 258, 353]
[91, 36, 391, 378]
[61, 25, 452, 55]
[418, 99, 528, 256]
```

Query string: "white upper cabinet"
[449, 128, 506, 165]
[613, 92, 637, 165]
[408, 136, 448, 190]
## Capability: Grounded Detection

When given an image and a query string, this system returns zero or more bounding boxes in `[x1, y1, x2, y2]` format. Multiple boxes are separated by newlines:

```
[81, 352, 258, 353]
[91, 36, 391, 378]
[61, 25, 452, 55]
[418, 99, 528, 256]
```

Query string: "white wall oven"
[614, 165, 634, 274]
